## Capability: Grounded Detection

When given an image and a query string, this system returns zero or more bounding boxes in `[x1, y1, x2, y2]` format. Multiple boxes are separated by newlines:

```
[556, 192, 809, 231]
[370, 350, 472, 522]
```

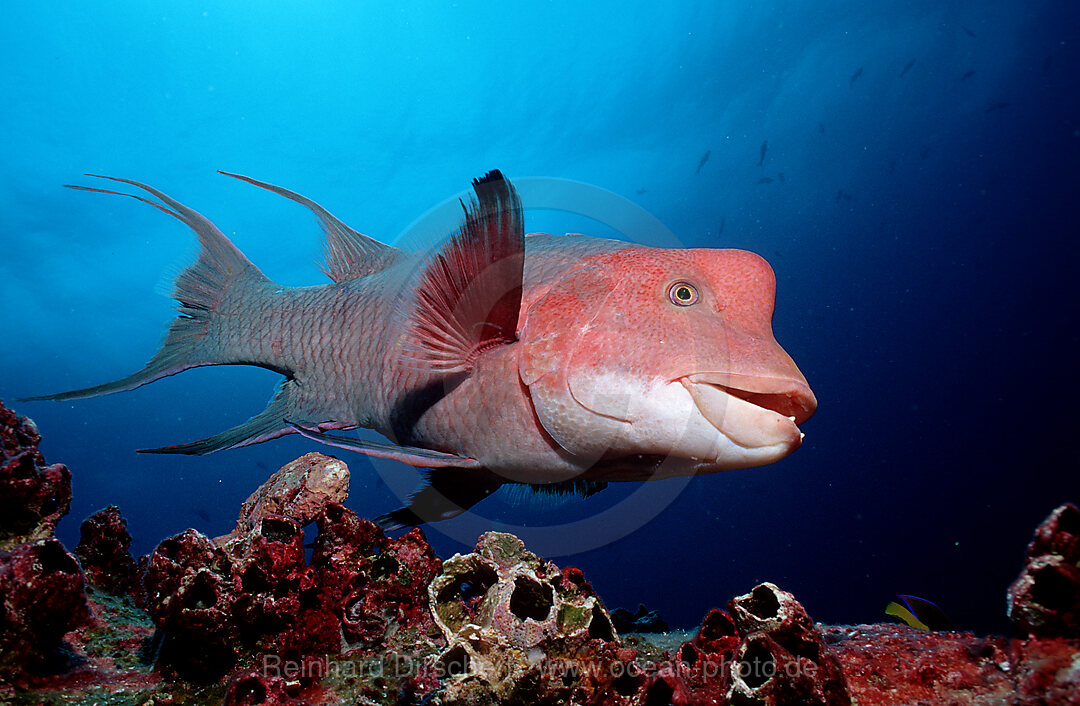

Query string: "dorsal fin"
[217, 171, 399, 280]
[394, 170, 525, 373]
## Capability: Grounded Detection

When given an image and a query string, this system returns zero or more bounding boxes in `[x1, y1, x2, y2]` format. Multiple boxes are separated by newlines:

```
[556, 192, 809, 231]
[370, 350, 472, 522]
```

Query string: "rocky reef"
[0, 398, 1078, 704]
[1008, 501, 1080, 639]
[0, 399, 71, 551]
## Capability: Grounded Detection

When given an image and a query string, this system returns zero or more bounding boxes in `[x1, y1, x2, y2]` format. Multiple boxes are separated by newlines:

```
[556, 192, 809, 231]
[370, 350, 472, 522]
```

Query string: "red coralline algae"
[136, 495, 443, 687]
[0, 538, 89, 677]
[0, 399, 71, 551]
[826, 623, 1080, 705]
[74, 504, 138, 595]
[310, 503, 442, 649]
[215, 451, 349, 551]
[232, 515, 313, 636]
[2, 437, 1076, 704]
[140, 528, 240, 682]
[222, 669, 310, 706]
[1009, 502, 1080, 639]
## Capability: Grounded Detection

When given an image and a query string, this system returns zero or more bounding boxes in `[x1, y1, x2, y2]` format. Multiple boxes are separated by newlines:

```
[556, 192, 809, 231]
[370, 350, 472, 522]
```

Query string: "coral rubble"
[0, 399, 71, 551]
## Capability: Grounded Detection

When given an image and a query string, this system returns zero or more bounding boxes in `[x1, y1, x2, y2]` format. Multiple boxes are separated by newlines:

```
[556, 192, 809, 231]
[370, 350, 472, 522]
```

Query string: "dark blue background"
[2, 1, 1076, 636]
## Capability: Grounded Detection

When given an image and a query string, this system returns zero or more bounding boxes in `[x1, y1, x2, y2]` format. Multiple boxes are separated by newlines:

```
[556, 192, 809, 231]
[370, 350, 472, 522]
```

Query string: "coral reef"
[0, 415, 1076, 704]
[1008, 502, 1080, 639]
[0, 538, 89, 677]
[215, 451, 349, 554]
[827, 623, 1080, 705]
[74, 505, 137, 595]
[0, 399, 71, 551]
[137, 499, 444, 688]
[623, 584, 850, 706]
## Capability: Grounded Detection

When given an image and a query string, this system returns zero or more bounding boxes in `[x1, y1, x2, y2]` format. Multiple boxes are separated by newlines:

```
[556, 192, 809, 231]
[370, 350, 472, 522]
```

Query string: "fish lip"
[679, 375, 807, 453]
[682, 372, 817, 425]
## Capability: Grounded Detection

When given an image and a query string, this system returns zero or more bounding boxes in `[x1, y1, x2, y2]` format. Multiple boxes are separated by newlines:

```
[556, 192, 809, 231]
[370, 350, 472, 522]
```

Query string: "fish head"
[518, 246, 816, 475]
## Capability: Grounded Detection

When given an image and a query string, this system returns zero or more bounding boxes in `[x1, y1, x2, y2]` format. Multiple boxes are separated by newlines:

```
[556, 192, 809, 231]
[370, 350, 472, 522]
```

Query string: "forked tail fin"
[21, 175, 272, 402]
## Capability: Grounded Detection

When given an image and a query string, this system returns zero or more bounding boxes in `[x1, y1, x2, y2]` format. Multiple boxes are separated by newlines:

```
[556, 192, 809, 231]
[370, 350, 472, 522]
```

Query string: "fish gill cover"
[0, 0, 1077, 639]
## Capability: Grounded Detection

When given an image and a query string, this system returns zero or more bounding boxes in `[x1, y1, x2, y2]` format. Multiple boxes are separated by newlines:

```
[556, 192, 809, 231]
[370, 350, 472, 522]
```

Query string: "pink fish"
[26, 170, 816, 527]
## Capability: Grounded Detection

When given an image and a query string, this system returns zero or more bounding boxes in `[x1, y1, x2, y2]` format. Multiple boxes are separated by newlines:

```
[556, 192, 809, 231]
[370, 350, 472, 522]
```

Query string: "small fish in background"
[960, 70, 975, 81]
[900, 58, 916, 77]
[885, 595, 954, 631]
[192, 507, 212, 523]
[960, 24, 977, 39]
[984, 102, 1010, 114]
[835, 189, 852, 202]
[758, 140, 768, 166]
[635, 188, 647, 195]
[777, 172, 786, 184]
[757, 177, 774, 185]
[716, 216, 725, 237]
[696, 150, 711, 174]
[850, 66, 864, 85]
[818, 122, 825, 134]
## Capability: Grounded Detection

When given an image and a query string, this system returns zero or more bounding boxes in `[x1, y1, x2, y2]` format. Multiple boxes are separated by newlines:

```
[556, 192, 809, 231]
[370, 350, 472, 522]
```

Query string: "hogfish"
[26, 171, 816, 527]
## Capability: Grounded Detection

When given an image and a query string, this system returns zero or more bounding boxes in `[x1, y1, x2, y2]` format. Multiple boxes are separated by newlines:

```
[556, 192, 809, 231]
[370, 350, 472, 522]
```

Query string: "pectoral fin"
[375, 468, 503, 531]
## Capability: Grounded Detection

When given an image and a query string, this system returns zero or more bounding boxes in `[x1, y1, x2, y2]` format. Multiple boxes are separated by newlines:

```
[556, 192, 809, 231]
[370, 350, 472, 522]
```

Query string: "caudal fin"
[21, 175, 270, 402]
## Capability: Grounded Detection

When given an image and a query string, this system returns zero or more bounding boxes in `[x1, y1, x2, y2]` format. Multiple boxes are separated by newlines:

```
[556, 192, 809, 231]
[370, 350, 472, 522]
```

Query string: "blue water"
[2, 1, 1076, 637]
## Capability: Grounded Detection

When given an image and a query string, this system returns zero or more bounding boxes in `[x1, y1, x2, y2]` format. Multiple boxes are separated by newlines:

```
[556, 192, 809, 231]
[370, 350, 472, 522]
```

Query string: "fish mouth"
[679, 373, 817, 452]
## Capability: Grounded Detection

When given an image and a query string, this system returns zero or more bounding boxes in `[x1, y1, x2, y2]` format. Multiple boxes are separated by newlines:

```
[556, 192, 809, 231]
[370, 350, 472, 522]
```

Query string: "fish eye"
[667, 281, 699, 306]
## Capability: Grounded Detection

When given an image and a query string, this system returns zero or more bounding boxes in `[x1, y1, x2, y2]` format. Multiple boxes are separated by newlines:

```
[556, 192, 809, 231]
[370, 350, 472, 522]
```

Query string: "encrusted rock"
[0, 400, 72, 551]
[1008, 502, 1080, 638]
[0, 538, 89, 676]
[138, 494, 443, 687]
[223, 669, 309, 706]
[429, 531, 625, 703]
[74, 505, 138, 595]
[726, 582, 851, 705]
[233, 515, 316, 635]
[141, 528, 239, 682]
[310, 502, 441, 649]
[216, 452, 350, 556]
